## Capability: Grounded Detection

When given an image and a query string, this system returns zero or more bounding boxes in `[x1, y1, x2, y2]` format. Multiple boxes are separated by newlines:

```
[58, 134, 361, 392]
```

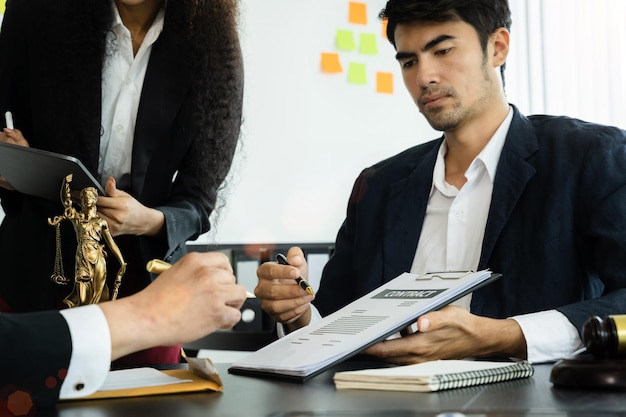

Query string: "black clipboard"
[0, 141, 105, 201]
[228, 271, 502, 382]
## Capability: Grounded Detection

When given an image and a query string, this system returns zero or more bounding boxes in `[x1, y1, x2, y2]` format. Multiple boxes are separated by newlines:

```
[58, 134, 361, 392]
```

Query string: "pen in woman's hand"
[276, 253, 314, 295]
[4, 111, 14, 130]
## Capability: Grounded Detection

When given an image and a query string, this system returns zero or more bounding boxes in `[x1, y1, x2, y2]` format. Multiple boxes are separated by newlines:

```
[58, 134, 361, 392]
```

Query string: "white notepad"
[99, 368, 192, 391]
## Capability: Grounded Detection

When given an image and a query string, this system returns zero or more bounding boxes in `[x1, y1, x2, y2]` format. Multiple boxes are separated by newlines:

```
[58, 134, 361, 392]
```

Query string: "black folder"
[0, 141, 105, 201]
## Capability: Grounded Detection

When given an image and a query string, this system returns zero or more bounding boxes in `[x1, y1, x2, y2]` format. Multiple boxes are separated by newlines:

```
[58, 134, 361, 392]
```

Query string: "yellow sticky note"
[376, 72, 394, 94]
[321, 52, 343, 73]
[0, 0, 5, 14]
[348, 62, 367, 85]
[349, 1, 367, 25]
[359, 33, 378, 55]
[336, 29, 356, 51]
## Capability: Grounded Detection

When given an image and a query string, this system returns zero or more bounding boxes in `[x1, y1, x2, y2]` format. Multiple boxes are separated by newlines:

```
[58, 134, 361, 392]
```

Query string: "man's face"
[394, 20, 502, 132]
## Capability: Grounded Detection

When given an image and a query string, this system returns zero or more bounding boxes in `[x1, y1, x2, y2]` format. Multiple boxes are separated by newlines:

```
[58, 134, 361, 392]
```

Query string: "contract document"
[229, 270, 500, 381]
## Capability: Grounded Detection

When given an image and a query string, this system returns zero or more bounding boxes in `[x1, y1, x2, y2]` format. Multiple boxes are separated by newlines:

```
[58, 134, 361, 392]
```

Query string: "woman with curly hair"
[0, 0, 244, 365]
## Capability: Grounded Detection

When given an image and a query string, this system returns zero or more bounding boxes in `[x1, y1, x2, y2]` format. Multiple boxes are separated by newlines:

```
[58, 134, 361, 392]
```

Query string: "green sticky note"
[348, 62, 367, 85]
[336, 29, 356, 51]
[359, 33, 378, 55]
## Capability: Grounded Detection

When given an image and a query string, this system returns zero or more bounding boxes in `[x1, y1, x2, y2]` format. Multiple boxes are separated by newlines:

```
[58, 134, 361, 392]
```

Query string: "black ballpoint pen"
[276, 253, 315, 295]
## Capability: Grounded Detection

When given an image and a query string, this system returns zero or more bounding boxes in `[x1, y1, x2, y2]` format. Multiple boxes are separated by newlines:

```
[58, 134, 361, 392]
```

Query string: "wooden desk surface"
[55, 361, 626, 417]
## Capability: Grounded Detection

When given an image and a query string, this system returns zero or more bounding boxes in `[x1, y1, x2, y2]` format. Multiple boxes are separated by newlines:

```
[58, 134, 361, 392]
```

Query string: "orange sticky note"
[376, 72, 393, 94]
[382, 19, 388, 39]
[321, 52, 343, 74]
[349, 1, 367, 25]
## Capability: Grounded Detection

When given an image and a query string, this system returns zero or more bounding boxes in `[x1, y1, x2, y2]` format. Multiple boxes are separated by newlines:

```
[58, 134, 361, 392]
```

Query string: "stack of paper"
[334, 360, 534, 392]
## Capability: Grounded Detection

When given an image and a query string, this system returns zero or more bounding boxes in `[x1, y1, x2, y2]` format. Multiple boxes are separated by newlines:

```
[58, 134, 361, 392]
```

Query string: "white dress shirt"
[59, 305, 111, 399]
[98, 2, 164, 189]
[410, 107, 582, 362]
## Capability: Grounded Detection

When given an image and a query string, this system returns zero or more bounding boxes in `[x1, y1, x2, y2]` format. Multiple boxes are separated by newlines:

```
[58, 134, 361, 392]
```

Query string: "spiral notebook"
[333, 359, 534, 392]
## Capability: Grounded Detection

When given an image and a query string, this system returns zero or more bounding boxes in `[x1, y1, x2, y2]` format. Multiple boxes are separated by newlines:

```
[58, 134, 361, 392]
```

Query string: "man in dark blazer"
[1, 252, 247, 410]
[254, 0, 626, 364]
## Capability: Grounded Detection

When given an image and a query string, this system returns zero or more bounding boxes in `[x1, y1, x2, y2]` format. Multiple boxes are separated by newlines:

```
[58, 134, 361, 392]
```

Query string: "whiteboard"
[203, 0, 438, 245]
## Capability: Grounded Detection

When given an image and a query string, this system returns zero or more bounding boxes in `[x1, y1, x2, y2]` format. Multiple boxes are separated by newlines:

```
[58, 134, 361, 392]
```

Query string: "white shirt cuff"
[276, 304, 322, 338]
[511, 309, 583, 363]
[59, 305, 112, 399]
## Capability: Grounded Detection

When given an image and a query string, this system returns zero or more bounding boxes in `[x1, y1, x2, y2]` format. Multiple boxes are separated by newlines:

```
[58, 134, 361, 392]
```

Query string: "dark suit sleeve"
[555, 124, 626, 331]
[0, 311, 72, 409]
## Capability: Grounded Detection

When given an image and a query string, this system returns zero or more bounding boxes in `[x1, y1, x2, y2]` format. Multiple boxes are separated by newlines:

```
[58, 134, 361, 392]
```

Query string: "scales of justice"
[48, 174, 126, 308]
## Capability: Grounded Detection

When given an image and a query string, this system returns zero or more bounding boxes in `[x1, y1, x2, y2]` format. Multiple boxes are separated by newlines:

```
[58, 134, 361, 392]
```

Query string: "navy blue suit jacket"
[0, 312, 71, 408]
[315, 106, 626, 335]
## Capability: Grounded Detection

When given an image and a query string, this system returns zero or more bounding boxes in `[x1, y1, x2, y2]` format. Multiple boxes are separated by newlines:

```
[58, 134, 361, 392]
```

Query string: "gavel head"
[582, 315, 626, 359]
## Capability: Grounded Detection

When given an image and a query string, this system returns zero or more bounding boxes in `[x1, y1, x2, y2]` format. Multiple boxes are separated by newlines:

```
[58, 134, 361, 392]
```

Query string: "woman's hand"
[0, 127, 29, 190]
[96, 176, 165, 237]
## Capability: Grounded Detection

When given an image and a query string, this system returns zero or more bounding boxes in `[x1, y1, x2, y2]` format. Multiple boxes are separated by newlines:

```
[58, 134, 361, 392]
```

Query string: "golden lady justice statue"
[48, 174, 126, 308]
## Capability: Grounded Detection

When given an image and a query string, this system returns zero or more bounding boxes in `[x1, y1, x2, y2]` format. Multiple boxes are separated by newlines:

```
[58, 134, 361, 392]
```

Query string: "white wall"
[506, 0, 626, 127]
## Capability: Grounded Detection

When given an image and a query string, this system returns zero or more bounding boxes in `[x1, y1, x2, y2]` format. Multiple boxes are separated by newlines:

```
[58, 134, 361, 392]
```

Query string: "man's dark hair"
[379, 0, 511, 50]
